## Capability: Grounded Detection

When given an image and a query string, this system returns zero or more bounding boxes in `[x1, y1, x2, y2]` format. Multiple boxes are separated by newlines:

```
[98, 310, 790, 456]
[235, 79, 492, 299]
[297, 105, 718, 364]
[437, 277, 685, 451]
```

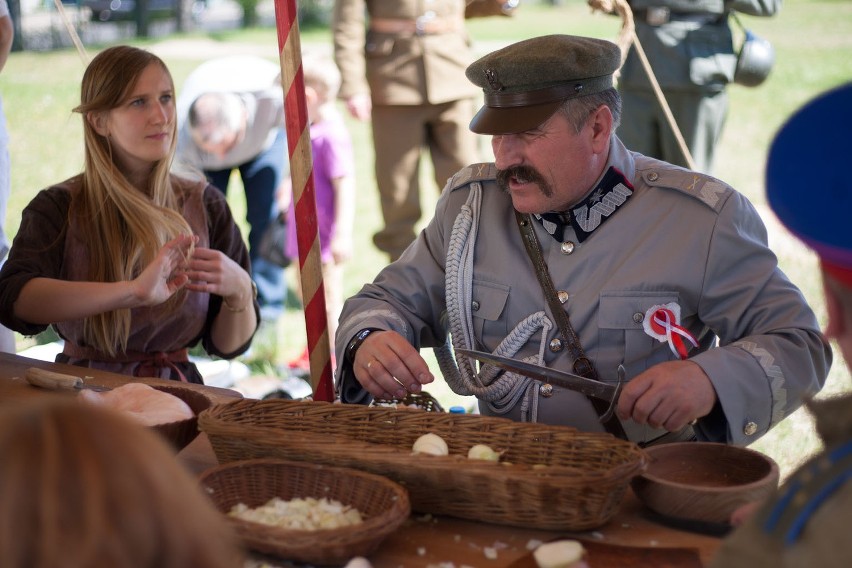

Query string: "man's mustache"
[496, 165, 552, 197]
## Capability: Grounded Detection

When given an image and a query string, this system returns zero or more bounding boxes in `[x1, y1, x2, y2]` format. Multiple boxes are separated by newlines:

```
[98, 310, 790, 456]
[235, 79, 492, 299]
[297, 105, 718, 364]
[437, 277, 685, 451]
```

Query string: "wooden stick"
[610, 0, 697, 170]
[52, 0, 88, 64]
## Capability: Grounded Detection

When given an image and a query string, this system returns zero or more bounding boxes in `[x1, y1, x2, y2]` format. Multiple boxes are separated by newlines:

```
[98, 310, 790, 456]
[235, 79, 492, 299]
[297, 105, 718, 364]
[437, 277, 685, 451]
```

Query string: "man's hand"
[616, 360, 717, 432]
[353, 330, 435, 400]
[345, 93, 372, 121]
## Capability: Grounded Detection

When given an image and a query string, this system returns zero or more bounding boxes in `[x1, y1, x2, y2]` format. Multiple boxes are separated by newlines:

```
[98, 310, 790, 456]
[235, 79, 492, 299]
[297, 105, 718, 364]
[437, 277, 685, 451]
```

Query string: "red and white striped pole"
[273, 0, 335, 402]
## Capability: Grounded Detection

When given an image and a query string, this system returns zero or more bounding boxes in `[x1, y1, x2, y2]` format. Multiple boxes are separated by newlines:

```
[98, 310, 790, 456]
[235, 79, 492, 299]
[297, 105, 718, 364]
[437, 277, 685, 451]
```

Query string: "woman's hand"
[183, 244, 254, 311]
[131, 234, 196, 306]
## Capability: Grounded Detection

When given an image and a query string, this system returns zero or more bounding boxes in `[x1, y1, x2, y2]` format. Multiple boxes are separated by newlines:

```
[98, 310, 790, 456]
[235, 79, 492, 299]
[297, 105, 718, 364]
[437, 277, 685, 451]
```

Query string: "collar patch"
[569, 167, 634, 242]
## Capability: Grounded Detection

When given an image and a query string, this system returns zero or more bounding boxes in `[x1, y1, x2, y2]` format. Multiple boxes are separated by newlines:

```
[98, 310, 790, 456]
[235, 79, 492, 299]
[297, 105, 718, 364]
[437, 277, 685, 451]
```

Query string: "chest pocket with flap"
[470, 279, 510, 340]
[598, 291, 681, 374]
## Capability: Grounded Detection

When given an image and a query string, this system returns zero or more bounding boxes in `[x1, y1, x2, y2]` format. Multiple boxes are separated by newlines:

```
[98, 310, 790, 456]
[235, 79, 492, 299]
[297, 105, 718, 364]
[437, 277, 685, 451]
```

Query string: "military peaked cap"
[766, 82, 852, 285]
[466, 34, 621, 134]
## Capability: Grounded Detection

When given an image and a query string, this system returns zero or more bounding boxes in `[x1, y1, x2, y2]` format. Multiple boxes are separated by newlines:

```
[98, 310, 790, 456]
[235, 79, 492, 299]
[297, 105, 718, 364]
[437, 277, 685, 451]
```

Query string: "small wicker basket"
[199, 458, 410, 566]
[199, 399, 647, 531]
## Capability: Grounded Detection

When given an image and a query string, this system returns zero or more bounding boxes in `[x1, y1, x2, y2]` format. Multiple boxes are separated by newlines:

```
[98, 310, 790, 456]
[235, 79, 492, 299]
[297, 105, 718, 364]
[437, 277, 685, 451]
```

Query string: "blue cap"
[766, 83, 852, 282]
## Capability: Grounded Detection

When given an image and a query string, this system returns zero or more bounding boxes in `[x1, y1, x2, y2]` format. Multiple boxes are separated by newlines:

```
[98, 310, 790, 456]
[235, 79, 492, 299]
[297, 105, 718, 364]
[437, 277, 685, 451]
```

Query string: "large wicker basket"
[199, 399, 647, 531]
[199, 458, 410, 566]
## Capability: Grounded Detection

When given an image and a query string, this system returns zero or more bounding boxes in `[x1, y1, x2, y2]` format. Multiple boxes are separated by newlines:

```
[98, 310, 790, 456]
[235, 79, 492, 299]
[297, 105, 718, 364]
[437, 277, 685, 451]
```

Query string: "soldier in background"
[710, 83, 852, 568]
[332, 0, 515, 262]
[594, 0, 780, 174]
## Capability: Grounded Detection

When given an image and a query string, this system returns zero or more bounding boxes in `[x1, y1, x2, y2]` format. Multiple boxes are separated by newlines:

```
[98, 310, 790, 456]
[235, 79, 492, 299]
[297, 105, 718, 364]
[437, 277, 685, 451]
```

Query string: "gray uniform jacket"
[335, 137, 830, 446]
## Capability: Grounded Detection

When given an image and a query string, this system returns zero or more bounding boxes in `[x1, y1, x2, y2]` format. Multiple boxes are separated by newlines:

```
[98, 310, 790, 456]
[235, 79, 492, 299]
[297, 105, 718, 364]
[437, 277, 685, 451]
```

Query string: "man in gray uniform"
[334, 35, 830, 447]
[611, 0, 781, 173]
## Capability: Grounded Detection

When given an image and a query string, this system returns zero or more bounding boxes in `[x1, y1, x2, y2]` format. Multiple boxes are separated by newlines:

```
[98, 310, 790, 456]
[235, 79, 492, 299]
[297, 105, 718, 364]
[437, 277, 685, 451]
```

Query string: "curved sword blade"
[457, 348, 618, 402]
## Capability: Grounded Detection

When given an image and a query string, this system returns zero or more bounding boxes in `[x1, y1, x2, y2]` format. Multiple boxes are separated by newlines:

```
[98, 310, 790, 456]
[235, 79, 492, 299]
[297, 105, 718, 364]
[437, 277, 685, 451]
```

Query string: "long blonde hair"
[72, 46, 193, 355]
[0, 397, 245, 568]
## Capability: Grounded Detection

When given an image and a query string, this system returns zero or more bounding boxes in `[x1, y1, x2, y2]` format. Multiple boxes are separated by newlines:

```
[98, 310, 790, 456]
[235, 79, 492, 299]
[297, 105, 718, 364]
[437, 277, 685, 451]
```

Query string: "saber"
[457, 349, 624, 422]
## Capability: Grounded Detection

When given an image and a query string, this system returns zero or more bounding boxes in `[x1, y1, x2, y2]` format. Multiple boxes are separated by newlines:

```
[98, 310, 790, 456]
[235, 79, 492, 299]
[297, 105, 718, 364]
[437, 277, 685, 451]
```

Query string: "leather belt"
[369, 15, 461, 36]
[633, 7, 724, 26]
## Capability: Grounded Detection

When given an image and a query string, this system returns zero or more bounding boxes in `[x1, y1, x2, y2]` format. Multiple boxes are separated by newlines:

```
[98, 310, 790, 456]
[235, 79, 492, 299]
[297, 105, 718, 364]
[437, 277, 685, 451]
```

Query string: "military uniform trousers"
[371, 97, 479, 261]
[618, 87, 729, 174]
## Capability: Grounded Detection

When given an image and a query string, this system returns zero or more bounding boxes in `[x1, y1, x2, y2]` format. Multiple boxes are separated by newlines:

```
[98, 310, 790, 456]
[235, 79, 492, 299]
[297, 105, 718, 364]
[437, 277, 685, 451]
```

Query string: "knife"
[25, 368, 111, 392]
[456, 348, 624, 422]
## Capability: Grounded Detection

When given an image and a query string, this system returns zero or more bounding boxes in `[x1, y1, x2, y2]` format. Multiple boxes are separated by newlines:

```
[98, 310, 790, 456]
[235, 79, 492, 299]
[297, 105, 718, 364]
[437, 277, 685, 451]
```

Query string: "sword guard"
[599, 364, 625, 424]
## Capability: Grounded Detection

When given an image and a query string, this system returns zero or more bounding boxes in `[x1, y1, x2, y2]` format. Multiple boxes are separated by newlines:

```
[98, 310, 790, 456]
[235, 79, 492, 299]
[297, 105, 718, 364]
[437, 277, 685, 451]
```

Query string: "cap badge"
[485, 68, 503, 91]
[643, 302, 699, 360]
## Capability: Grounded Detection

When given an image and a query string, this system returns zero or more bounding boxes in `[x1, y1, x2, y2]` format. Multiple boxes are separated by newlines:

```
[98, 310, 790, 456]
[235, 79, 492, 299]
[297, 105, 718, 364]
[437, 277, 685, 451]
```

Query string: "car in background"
[81, 0, 205, 22]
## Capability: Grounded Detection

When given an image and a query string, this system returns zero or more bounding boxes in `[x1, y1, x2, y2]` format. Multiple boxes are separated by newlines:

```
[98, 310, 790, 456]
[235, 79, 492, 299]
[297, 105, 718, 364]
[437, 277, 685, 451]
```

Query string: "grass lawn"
[3, 0, 851, 478]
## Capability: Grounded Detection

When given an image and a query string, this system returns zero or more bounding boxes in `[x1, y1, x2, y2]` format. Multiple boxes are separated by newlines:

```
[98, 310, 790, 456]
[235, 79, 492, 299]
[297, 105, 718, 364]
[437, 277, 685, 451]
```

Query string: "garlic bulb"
[533, 540, 586, 568]
[467, 444, 501, 461]
[411, 433, 449, 456]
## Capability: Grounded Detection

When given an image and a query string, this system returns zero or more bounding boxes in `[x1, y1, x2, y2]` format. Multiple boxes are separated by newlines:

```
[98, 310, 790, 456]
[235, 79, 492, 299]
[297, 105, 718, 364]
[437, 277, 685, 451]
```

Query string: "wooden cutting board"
[508, 540, 703, 568]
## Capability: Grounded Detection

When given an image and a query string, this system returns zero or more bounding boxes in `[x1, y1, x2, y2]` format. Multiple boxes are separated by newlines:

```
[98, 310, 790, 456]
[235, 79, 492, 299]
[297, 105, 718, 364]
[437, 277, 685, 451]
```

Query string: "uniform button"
[549, 338, 563, 352]
[743, 421, 758, 436]
[648, 172, 659, 182]
[633, 312, 644, 324]
[557, 290, 570, 304]
[539, 383, 554, 397]
[561, 241, 575, 254]
[471, 300, 480, 312]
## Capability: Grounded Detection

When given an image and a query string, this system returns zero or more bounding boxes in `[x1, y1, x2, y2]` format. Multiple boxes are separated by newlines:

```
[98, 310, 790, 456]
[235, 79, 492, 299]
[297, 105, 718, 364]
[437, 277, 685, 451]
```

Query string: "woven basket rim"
[199, 399, 647, 480]
[199, 458, 411, 563]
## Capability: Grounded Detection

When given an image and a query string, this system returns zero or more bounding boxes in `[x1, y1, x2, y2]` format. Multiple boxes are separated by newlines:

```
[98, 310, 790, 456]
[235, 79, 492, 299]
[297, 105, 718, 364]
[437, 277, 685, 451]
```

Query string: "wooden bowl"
[631, 442, 779, 526]
[150, 385, 212, 452]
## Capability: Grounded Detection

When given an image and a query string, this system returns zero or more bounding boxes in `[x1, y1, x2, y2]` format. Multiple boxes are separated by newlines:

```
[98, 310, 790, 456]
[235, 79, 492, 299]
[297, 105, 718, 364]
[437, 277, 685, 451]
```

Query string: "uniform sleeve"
[199, 184, 261, 359]
[334, 183, 459, 400]
[332, 0, 370, 100]
[0, 187, 70, 336]
[690, 190, 831, 445]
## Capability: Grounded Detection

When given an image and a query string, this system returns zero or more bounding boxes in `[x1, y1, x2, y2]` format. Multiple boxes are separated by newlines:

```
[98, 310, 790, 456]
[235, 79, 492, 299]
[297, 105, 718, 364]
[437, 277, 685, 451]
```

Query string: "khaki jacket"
[332, 0, 480, 105]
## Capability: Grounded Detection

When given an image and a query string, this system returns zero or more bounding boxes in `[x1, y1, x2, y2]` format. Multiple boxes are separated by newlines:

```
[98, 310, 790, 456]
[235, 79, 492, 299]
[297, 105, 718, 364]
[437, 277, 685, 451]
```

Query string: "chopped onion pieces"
[229, 496, 363, 531]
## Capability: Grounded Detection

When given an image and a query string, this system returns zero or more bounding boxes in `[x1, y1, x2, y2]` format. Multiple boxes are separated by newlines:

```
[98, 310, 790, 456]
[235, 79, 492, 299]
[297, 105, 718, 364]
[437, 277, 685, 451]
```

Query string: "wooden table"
[0, 352, 723, 567]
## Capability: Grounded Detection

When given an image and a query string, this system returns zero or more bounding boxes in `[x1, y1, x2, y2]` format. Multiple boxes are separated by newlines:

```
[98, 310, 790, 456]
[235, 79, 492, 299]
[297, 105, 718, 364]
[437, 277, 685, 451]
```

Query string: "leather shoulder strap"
[515, 210, 627, 439]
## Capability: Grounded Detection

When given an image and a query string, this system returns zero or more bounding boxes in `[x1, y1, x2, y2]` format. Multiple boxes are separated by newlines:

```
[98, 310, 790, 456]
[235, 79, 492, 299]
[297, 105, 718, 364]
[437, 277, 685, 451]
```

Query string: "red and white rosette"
[643, 303, 698, 360]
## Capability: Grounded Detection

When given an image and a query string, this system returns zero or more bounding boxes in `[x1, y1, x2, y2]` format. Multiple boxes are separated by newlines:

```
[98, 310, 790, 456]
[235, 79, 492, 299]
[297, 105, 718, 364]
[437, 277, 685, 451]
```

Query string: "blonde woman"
[0, 397, 245, 567]
[0, 45, 259, 383]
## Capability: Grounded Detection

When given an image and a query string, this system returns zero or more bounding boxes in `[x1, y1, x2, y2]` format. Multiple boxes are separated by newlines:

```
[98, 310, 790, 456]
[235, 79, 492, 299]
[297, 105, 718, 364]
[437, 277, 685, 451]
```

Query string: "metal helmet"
[734, 30, 776, 88]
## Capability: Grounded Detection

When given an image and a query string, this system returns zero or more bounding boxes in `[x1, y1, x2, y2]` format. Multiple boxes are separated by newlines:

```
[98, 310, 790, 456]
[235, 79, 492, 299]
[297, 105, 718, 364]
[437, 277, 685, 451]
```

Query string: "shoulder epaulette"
[447, 163, 498, 192]
[637, 163, 733, 213]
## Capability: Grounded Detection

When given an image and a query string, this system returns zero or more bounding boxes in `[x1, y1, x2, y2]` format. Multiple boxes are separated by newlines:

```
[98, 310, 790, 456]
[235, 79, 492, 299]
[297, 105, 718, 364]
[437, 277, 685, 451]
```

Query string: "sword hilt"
[599, 364, 625, 423]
